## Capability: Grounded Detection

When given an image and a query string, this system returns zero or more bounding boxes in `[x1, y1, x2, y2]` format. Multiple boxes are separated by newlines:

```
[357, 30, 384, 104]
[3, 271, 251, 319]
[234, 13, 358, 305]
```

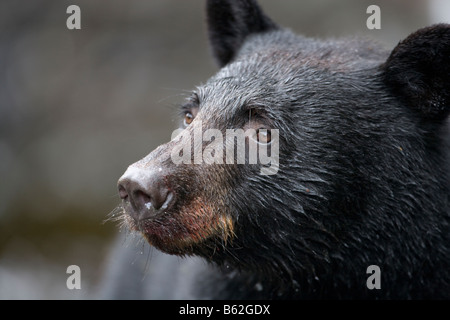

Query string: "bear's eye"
[256, 129, 271, 144]
[184, 112, 194, 126]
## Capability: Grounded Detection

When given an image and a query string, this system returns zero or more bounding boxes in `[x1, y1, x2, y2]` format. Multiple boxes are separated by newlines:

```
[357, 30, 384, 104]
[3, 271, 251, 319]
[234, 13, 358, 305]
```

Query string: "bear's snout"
[118, 166, 174, 222]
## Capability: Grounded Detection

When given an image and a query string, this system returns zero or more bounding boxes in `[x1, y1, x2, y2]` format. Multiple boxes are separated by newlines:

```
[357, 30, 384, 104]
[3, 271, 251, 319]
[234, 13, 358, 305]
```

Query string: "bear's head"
[116, 0, 450, 296]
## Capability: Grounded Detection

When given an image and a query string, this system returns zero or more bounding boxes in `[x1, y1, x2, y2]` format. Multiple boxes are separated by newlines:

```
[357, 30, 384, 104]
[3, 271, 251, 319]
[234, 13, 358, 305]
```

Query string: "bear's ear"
[383, 24, 450, 121]
[206, 0, 278, 67]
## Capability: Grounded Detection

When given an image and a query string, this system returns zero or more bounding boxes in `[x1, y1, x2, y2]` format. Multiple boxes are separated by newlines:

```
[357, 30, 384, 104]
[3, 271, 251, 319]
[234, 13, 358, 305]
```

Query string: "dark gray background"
[0, 0, 448, 299]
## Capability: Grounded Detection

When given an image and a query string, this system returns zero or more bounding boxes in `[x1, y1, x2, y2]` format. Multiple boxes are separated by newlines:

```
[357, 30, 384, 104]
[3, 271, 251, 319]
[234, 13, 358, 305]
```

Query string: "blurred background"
[0, 0, 448, 299]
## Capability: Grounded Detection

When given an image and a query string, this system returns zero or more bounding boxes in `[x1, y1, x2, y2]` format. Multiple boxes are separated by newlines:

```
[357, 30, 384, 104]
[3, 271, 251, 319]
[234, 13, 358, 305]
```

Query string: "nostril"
[134, 190, 152, 209]
[148, 184, 170, 211]
[118, 184, 129, 200]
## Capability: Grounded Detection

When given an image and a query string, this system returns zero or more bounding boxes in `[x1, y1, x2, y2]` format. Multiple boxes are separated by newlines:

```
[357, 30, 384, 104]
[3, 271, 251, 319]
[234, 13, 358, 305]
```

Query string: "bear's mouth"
[120, 197, 235, 255]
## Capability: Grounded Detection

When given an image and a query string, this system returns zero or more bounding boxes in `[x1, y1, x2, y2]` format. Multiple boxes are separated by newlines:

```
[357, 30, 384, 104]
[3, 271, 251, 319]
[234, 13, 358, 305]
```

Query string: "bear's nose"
[117, 166, 174, 221]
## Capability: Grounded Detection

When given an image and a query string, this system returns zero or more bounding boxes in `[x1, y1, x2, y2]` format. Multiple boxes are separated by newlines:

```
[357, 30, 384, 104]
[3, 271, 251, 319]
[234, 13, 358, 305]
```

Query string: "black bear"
[106, 0, 450, 299]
